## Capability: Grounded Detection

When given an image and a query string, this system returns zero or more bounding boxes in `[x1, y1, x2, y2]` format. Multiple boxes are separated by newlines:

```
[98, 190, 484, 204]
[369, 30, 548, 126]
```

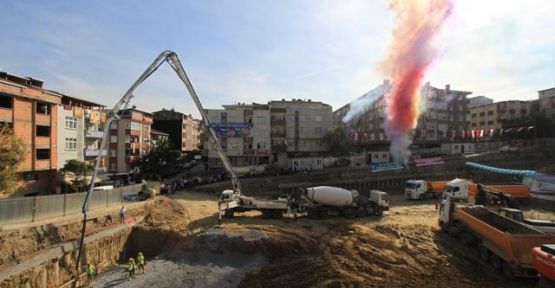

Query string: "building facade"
[0, 72, 60, 195]
[108, 108, 152, 173]
[468, 96, 493, 108]
[57, 95, 106, 171]
[539, 87, 555, 122]
[335, 81, 471, 145]
[152, 109, 201, 153]
[469, 100, 532, 133]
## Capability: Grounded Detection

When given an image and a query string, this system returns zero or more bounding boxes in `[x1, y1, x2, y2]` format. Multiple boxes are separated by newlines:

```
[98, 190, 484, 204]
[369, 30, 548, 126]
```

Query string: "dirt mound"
[140, 197, 190, 230]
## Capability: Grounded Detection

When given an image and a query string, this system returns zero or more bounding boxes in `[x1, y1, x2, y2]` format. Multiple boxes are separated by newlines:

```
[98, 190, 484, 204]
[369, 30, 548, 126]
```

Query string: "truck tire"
[502, 261, 514, 279]
[342, 208, 357, 219]
[224, 209, 235, 219]
[375, 207, 384, 216]
[357, 207, 366, 218]
[307, 208, 319, 219]
[478, 246, 489, 262]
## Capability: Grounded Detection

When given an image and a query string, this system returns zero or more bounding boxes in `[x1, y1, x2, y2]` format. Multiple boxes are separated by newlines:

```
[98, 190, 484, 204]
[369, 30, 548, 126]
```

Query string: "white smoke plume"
[342, 84, 386, 123]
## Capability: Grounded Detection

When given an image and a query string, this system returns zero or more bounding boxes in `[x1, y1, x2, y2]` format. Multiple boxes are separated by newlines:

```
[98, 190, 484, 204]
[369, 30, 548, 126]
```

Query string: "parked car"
[499, 145, 520, 152]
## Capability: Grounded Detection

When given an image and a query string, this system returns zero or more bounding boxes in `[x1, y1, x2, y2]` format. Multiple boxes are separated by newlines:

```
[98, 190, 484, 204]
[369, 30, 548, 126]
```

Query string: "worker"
[119, 205, 126, 224]
[127, 258, 136, 280]
[137, 252, 146, 274]
[86, 262, 96, 285]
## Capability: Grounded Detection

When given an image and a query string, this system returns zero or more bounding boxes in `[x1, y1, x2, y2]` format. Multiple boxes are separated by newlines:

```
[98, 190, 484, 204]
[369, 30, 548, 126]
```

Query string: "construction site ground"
[88, 190, 555, 288]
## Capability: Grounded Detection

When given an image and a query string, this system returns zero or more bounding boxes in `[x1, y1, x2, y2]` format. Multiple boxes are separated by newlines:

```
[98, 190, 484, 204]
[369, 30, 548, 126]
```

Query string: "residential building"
[152, 109, 201, 153]
[269, 99, 333, 168]
[108, 108, 152, 173]
[57, 95, 106, 171]
[0, 72, 61, 195]
[468, 96, 493, 108]
[335, 81, 471, 145]
[150, 129, 169, 146]
[469, 100, 532, 133]
[539, 87, 555, 122]
[205, 103, 270, 167]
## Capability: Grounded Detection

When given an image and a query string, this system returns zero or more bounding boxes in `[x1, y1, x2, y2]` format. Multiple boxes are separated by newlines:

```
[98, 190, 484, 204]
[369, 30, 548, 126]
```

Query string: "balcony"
[84, 149, 107, 157]
[85, 130, 104, 138]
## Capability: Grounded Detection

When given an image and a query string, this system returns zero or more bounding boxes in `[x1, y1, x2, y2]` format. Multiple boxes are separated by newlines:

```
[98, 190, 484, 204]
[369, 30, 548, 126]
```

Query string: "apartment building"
[468, 96, 493, 108]
[335, 81, 471, 144]
[269, 99, 332, 167]
[205, 103, 270, 167]
[539, 87, 555, 122]
[57, 95, 106, 171]
[150, 129, 169, 146]
[469, 100, 532, 132]
[0, 72, 60, 195]
[108, 108, 152, 173]
[152, 109, 201, 152]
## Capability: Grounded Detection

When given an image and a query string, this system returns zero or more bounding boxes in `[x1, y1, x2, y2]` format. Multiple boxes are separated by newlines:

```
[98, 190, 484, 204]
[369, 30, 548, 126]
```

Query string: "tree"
[60, 159, 94, 192]
[323, 127, 354, 156]
[0, 123, 25, 195]
[134, 138, 182, 179]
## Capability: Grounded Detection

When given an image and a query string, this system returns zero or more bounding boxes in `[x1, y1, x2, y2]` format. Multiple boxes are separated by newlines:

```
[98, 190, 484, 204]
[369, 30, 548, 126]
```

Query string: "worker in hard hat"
[127, 258, 136, 280]
[137, 252, 145, 274]
[86, 262, 96, 285]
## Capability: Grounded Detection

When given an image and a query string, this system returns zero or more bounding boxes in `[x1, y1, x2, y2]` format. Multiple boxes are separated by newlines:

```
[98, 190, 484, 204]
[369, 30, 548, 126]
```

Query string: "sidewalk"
[0, 199, 151, 232]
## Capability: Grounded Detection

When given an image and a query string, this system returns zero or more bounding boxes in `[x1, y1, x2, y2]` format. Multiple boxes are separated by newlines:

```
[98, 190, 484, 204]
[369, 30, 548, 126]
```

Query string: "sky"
[0, 0, 554, 118]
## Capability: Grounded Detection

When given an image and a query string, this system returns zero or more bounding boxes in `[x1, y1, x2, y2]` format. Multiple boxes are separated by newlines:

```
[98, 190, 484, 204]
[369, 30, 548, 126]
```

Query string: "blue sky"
[1, 0, 554, 117]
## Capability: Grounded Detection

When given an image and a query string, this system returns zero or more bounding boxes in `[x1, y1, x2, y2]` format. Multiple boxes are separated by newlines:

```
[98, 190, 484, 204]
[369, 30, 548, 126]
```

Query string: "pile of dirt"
[140, 197, 190, 230]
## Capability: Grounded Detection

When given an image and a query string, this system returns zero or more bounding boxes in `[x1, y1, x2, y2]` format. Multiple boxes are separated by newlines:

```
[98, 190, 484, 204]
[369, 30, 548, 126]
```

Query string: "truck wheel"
[502, 261, 514, 279]
[375, 207, 383, 217]
[489, 254, 502, 271]
[224, 210, 235, 219]
[478, 246, 489, 262]
[356, 207, 366, 218]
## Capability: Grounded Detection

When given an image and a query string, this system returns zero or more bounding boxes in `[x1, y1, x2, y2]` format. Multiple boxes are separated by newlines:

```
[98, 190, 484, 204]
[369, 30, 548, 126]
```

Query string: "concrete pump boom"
[75, 50, 241, 273]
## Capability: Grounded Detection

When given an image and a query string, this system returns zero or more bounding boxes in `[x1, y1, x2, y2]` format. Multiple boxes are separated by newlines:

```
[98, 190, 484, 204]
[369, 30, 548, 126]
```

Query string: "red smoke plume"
[385, 0, 454, 164]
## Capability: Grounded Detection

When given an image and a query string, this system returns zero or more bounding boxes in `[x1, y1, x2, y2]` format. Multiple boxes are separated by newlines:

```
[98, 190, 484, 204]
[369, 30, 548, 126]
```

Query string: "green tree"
[60, 159, 94, 192]
[0, 123, 25, 195]
[323, 127, 354, 156]
[134, 138, 182, 178]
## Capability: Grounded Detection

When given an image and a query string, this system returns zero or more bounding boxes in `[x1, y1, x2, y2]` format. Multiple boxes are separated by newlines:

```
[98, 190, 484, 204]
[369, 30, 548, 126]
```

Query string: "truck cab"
[443, 178, 470, 199]
[370, 190, 390, 210]
[405, 180, 427, 199]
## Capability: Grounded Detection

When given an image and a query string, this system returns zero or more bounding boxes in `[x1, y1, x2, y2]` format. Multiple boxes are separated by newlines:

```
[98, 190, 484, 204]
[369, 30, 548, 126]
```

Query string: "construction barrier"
[0, 182, 159, 226]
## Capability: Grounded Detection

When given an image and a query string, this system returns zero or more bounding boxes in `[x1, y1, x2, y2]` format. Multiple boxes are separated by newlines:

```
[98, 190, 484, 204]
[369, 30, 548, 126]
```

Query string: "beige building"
[108, 108, 152, 173]
[539, 87, 555, 122]
[469, 100, 532, 132]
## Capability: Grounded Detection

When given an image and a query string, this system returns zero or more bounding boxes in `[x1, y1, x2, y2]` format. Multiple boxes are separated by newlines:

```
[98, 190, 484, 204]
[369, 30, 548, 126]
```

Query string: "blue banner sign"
[213, 123, 250, 137]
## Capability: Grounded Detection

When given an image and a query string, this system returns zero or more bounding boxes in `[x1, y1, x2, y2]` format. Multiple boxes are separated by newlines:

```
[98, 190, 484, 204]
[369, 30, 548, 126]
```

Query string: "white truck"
[405, 180, 446, 200]
[219, 190, 290, 219]
[297, 186, 389, 218]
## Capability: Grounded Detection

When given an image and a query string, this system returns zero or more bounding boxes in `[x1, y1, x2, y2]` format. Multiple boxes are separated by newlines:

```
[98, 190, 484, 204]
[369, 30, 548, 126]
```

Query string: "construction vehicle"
[442, 178, 530, 200]
[498, 208, 555, 234]
[296, 187, 389, 218]
[219, 190, 289, 219]
[532, 245, 555, 287]
[405, 180, 446, 200]
[438, 197, 555, 277]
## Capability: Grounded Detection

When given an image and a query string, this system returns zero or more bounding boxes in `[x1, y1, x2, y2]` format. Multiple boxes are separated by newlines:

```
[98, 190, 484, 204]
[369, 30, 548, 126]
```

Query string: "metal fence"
[0, 182, 159, 226]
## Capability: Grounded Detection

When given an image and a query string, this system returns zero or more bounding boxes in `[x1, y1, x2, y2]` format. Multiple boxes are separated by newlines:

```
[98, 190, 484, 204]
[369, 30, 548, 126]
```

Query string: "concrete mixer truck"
[296, 186, 389, 218]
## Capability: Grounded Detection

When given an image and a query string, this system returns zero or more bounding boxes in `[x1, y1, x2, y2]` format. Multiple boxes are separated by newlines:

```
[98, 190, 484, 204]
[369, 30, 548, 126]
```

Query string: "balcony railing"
[84, 149, 107, 157]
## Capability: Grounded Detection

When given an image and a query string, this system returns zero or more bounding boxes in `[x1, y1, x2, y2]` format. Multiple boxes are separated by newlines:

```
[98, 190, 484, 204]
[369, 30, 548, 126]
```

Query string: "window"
[36, 102, 50, 115]
[110, 135, 117, 143]
[454, 145, 459, 150]
[471, 123, 477, 127]
[110, 163, 116, 171]
[22, 172, 38, 182]
[131, 121, 141, 130]
[373, 154, 379, 159]
[471, 113, 477, 118]
[315, 127, 322, 136]
[487, 121, 494, 125]
[382, 154, 387, 159]
[315, 115, 322, 122]
[488, 111, 494, 116]
[65, 138, 77, 150]
[0, 94, 13, 108]
[36, 149, 50, 160]
[65, 117, 77, 129]
[520, 109, 527, 115]
[509, 109, 516, 114]
[300, 115, 306, 122]
[36, 125, 50, 137]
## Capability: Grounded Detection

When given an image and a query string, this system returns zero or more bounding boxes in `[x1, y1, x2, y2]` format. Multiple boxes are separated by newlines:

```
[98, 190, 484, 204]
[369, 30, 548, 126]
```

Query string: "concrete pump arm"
[75, 50, 241, 272]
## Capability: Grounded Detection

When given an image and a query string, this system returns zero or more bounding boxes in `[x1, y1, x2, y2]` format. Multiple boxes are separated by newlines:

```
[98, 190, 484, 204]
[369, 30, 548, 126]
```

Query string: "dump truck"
[438, 197, 555, 277]
[442, 178, 530, 200]
[498, 208, 555, 234]
[405, 180, 446, 200]
[532, 245, 555, 287]
[297, 186, 389, 218]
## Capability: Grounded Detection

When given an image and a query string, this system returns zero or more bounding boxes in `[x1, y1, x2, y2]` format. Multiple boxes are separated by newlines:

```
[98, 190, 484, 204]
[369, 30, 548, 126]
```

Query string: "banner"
[213, 123, 250, 137]
[530, 173, 555, 201]
[370, 162, 404, 172]
[413, 157, 445, 167]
